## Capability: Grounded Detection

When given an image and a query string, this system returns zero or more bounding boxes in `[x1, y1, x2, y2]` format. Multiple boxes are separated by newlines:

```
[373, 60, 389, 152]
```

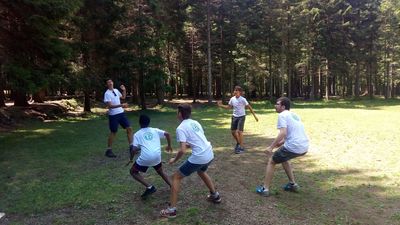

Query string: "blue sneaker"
[235, 146, 245, 154]
[283, 183, 299, 192]
[256, 185, 270, 197]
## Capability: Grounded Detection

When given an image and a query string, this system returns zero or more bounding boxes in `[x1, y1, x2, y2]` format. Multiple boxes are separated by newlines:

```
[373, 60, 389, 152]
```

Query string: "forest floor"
[1, 99, 400, 225]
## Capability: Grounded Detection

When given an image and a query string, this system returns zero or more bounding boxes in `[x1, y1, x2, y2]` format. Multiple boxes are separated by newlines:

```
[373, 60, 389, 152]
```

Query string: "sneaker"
[235, 146, 245, 154]
[105, 149, 116, 158]
[141, 186, 157, 198]
[256, 185, 270, 197]
[283, 183, 299, 192]
[160, 208, 177, 218]
[207, 192, 222, 203]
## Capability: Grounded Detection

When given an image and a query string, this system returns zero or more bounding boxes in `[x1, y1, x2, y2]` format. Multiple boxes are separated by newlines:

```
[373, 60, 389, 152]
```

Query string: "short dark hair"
[178, 104, 191, 120]
[277, 97, 291, 110]
[105, 78, 112, 83]
[234, 86, 242, 92]
[139, 114, 150, 128]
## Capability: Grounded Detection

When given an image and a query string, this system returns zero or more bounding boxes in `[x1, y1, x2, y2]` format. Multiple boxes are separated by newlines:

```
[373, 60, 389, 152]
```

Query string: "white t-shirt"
[277, 110, 309, 154]
[133, 127, 166, 167]
[176, 119, 214, 164]
[228, 96, 249, 117]
[104, 89, 124, 115]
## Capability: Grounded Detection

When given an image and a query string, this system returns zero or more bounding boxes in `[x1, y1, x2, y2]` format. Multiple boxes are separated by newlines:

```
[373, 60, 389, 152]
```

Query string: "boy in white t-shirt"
[160, 104, 221, 218]
[256, 97, 309, 197]
[220, 86, 258, 153]
[129, 115, 172, 199]
[103, 79, 133, 158]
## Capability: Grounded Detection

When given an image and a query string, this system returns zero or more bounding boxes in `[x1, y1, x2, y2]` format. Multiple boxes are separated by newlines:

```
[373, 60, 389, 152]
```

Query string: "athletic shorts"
[272, 146, 306, 164]
[178, 160, 212, 177]
[108, 112, 130, 133]
[231, 116, 246, 131]
[131, 161, 162, 173]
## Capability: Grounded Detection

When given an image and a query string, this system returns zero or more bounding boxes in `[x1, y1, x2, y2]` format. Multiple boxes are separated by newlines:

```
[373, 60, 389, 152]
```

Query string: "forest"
[1, 0, 399, 111]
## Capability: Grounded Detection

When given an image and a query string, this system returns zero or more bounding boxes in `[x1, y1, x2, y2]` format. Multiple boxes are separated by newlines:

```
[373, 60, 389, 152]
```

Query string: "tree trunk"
[354, 60, 360, 99]
[13, 91, 29, 107]
[207, 0, 212, 104]
[0, 66, 6, 107]
[83, 90, 91, 112]
[325, 59, 329, 101]
[138, 67, 146, 110]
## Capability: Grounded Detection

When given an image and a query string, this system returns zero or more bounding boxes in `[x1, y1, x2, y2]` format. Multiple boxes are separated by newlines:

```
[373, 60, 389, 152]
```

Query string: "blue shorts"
[108, 112, 130, 133]
[179, 160, 212, 177]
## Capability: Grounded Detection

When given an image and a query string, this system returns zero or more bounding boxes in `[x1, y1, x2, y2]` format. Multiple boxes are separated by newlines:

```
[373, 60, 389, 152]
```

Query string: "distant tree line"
[1, 0, 399, 111]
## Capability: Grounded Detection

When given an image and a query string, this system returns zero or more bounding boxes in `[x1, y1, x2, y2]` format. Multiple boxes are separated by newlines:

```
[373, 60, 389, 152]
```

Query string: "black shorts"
[131, 162, 162, 173]
[231, 116, 246, 131]
[108, 112, 130, 133]
[272, 146, 306, 164]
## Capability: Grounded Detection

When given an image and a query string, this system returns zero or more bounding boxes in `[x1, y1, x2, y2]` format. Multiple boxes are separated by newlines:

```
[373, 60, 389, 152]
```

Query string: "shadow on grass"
[1, 105, 399, 225]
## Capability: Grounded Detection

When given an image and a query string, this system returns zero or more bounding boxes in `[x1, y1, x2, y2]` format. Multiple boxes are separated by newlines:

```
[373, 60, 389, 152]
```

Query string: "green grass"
[1, 99, 400, 224]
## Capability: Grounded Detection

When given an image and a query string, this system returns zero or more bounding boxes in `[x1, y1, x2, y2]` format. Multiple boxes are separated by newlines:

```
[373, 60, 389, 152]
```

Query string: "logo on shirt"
[291, 113, 300, 121]
[144, 132, 153, 141]
[191, 123, 200, 132]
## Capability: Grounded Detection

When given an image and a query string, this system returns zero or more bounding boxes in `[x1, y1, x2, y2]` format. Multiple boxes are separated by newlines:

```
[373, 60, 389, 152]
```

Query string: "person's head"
[233, 86, 242, 98]
[106, 78, 114, 89]
[177, 104, 191, 121]
[139, 114, 150, 128]
[275, 97, 291, 113]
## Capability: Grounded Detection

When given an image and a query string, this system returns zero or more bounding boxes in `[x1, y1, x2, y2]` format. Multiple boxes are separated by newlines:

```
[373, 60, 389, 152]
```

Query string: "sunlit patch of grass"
[1, 99, 399, 224]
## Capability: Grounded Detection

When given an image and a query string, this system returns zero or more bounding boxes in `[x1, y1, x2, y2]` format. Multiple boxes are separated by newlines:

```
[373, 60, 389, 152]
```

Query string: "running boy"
[221, 86, 258, 153]
[160, 104, 221, 218]
[129, 114, 172, 198]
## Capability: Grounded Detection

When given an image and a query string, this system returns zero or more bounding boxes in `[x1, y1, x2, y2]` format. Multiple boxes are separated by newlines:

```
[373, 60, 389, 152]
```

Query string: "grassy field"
[1, 99, 400, 225]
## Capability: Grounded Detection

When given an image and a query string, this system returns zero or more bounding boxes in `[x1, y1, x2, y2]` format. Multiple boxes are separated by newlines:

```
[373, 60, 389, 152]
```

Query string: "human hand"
[122, 103, 128, 108]
[166, 146, 172, 152]
[120, 85, 126, 91]
[265, 146, 273, 157]
[169, 158, 175, 165]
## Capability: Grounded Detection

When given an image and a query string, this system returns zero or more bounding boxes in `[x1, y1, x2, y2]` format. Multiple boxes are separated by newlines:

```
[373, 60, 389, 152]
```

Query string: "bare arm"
[246, 104, 259, 122]
[164, 132, 172, 152]
[120, 85, 127, 100]
[129, 146, 140, 161]
[169, 142, 187, 164]
[106, 101, 128, 109]
[217, 100, 232, 109]
[266, 127, 287, 155]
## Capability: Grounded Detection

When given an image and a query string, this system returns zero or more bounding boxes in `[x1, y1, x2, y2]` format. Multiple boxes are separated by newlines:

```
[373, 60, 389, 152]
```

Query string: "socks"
[147, 185, 153, 189]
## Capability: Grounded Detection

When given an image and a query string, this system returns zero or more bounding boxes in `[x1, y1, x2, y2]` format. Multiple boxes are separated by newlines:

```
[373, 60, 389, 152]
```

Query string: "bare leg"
[282, 161, 295, 183]
[231, 130, 239, 144]
[156, 167, 171, 187]
[238, 131, 244, 147]
[130, 170, 151, 187]
[264, 157, 277, 189]
[107, 132, 116, 148]
[170, 172, 184, 208]
[126, 127, 133, 145]
[197, 171, 216, 193]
